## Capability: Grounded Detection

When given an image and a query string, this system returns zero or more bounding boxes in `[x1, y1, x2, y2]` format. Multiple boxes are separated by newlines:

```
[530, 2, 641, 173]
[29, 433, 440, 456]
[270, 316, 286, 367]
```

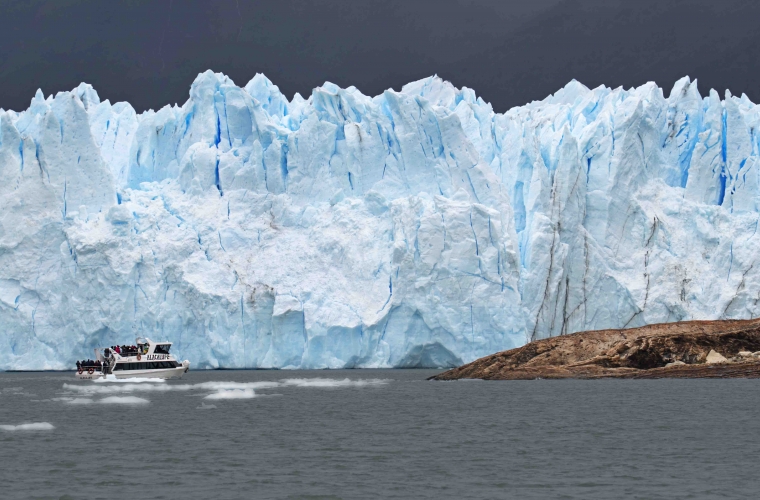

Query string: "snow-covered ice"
[2, 72, 760, 370]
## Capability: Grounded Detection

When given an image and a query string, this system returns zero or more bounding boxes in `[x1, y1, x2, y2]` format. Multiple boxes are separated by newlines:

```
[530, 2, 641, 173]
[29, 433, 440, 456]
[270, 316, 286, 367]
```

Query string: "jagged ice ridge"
[2, 71, 760, 369]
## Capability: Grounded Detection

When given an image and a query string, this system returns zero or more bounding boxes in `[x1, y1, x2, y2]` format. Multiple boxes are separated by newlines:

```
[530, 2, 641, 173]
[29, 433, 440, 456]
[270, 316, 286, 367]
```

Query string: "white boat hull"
[74, 365, 188, 380]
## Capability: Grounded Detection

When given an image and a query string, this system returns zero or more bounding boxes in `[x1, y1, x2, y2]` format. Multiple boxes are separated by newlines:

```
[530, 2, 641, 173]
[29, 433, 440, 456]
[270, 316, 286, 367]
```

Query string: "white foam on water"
[0, 422, 55, 431]
[196, 402, 217, 410]
[64, 383, 174, 394]
[204, 388, 255, 400]
[64, 380, 279, 395]
[98, 396, 149, 405]
[3, 390, 39, 398]
[281, 378, 389, 388]
[65, 398, 94, 405]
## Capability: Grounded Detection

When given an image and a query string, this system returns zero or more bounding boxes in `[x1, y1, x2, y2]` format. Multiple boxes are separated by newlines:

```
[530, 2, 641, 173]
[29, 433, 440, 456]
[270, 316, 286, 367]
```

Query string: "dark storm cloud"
[1, 0, 759, 113]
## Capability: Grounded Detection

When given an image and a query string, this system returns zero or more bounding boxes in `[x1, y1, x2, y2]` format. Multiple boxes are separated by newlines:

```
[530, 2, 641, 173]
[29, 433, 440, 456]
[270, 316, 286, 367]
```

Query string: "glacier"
[1, 71, 760, 370]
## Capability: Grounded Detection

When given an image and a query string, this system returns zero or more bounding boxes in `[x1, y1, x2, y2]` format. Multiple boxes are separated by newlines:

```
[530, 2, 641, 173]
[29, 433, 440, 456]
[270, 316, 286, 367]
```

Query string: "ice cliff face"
[2, 72, 760, 369]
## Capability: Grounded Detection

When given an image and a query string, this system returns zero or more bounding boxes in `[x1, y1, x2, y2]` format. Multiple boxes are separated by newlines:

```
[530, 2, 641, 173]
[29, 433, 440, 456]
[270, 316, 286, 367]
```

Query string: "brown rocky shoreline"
[431, 318, 760, 380]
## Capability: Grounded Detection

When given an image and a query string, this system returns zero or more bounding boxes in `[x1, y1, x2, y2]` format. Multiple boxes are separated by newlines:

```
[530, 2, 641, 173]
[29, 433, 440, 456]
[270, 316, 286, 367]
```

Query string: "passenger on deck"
[76, 361, 81, 370]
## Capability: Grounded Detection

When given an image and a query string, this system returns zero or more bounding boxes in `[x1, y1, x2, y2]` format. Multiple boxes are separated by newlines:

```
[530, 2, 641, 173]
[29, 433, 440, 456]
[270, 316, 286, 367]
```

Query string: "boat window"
[154, 344, 171, 355]
[114, 361, 176, 371]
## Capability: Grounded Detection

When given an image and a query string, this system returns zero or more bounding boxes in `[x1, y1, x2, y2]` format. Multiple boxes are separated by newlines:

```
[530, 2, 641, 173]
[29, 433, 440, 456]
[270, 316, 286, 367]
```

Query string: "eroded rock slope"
[432, 318, 760, 379]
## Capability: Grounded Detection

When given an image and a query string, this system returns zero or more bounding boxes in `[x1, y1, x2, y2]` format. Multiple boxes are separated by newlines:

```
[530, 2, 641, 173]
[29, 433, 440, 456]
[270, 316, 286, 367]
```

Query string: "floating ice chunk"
[0, 422, 55, 431]
[98, 396, 149, 404]
[281, 378, 388, 388]
[194, 381, 281, 391]
[204, 388, 255, 400]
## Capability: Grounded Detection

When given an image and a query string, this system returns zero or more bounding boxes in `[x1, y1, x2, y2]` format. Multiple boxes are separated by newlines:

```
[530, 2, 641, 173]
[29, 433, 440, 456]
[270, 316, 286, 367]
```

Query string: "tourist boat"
[75, 337, 190, 380]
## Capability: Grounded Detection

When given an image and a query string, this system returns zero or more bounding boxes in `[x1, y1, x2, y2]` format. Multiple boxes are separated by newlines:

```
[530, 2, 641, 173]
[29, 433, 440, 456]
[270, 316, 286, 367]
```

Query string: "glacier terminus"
[2, 71, 760, 370]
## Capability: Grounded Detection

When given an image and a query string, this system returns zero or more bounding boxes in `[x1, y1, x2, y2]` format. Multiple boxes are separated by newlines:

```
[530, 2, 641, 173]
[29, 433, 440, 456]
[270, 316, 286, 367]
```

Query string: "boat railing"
[77, 367, 108, 373]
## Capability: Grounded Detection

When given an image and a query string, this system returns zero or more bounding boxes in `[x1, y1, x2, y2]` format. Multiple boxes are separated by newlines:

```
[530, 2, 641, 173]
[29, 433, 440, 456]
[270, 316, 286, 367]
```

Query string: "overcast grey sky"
[1, 0, 759, 113]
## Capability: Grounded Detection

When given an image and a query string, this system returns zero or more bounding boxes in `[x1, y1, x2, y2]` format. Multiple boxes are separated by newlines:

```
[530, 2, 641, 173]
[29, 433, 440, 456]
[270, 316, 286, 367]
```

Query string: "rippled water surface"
[2, 370, 760, 499]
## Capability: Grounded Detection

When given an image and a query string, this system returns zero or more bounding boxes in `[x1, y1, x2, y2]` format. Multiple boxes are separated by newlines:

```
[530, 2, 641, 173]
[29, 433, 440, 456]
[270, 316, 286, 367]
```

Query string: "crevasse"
[1, 72, 759, 369]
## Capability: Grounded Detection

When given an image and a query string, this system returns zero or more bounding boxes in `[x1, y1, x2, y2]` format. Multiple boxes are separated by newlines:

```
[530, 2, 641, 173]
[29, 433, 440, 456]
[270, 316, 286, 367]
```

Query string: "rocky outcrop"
[431, 319, 760, 380]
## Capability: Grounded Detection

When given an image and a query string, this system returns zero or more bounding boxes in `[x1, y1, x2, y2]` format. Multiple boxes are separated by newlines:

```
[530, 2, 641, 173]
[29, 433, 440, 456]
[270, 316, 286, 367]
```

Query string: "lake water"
[1, 370, 759, 499]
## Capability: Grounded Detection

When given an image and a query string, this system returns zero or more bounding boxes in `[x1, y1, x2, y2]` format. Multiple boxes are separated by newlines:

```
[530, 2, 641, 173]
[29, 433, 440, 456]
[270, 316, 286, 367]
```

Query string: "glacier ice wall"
[2, 72, 760, 369]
